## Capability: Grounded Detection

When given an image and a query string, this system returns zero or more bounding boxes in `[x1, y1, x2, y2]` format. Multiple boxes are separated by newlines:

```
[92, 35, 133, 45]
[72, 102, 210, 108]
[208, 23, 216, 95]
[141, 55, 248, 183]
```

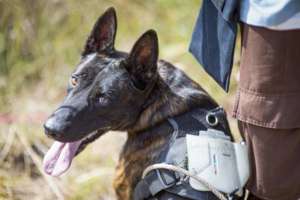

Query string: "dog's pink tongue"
[43, 141, 81, 177]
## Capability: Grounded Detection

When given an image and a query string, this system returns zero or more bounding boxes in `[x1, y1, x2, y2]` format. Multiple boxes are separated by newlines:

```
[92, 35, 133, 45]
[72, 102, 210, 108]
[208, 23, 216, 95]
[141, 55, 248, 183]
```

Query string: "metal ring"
[206, 113, 219, 127]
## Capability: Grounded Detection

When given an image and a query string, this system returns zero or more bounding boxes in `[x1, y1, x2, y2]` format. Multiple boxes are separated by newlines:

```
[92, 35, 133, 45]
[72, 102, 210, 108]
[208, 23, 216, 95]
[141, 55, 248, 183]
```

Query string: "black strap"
[134, 180, 152, 200]
[166, 183, 221, 200]
[171, 107, 232, 139]
[134, 169, 179, 200]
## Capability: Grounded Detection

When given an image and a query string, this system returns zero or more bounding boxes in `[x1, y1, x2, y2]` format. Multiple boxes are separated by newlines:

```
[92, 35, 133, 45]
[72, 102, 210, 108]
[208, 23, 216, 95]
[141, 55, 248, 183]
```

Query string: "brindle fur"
[44, 7, 219, 200]
[113, 61, 217, 199]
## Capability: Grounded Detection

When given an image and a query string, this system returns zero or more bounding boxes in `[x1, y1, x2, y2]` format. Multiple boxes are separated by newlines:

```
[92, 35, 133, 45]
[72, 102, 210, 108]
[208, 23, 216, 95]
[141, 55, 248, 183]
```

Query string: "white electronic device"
[186, 129, 250, 194]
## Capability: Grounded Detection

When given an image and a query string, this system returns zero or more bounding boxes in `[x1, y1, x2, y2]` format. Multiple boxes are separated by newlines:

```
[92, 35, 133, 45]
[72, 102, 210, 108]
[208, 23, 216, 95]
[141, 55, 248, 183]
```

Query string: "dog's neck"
[113, 61, 217, 200]
[114, 113, 175, 200]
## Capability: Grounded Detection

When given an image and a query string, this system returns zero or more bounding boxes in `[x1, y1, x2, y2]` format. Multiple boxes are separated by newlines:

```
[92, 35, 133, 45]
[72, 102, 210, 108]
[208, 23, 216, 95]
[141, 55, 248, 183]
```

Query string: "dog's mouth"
[43, 130, 104, 177]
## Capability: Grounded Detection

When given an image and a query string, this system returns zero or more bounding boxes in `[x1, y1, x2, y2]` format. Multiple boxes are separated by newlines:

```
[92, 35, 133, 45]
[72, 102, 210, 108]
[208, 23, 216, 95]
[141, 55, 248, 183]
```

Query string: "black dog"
[43, 7, 237, 200]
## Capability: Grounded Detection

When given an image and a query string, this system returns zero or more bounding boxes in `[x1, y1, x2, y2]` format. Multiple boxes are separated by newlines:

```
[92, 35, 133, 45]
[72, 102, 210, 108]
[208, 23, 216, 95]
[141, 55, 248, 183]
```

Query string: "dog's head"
[43, 7, 159, 176]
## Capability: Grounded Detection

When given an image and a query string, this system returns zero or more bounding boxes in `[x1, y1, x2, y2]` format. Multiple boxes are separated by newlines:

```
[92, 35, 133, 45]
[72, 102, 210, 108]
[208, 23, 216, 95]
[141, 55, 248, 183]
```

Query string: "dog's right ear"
[125, 30, 159, 91]
[82, 7, 117, 56]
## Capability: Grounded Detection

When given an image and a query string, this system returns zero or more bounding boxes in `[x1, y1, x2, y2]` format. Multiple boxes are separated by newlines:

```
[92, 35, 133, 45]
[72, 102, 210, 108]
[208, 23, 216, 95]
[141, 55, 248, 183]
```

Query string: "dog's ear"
[126, 30, 159, 90]
[82, 7, 117, 56]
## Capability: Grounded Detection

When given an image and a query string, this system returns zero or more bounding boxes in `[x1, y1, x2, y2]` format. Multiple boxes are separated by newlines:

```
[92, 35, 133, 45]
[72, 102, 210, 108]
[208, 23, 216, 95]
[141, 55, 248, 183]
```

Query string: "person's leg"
[238, 120, 300, 200]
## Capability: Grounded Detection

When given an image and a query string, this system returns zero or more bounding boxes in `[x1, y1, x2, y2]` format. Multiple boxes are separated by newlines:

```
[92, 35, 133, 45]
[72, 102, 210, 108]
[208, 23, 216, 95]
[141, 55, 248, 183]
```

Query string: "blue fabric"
[189, 0, 239, 92]
[240, 0, 300, 27]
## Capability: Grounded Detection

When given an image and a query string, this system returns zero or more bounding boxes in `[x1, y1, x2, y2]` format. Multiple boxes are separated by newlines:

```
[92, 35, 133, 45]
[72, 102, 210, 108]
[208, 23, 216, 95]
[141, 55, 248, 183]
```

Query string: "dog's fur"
[44, 8, 220, 200]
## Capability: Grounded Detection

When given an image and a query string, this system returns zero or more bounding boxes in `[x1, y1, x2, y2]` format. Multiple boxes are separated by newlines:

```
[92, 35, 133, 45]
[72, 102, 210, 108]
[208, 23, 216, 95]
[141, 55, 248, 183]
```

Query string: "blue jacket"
[189, 0, 239, 92]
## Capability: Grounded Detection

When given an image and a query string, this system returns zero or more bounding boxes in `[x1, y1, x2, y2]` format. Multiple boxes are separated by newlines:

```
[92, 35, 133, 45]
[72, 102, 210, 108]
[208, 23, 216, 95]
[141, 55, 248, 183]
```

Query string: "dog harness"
[133, 107, 249, 200]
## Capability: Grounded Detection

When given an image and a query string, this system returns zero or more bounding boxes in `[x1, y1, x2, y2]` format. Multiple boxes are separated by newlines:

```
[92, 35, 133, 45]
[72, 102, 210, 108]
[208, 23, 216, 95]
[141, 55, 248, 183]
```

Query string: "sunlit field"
[0, 0, 241, 199]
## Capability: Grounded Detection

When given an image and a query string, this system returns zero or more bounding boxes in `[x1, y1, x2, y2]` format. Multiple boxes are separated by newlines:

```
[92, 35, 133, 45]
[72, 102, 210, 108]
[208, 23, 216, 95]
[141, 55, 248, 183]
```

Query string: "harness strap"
[142, 164, 228, 200]
[171, 107, 232, 139]
[134, 168, 178, 200]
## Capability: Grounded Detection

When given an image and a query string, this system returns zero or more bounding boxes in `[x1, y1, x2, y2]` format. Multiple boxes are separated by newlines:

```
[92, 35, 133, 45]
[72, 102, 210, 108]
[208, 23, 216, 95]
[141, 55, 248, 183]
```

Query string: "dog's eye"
[70, 76, 78, 87]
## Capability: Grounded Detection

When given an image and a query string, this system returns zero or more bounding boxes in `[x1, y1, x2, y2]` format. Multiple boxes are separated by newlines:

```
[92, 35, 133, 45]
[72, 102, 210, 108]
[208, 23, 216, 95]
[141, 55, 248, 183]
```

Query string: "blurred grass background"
[0, 0, 240, 199]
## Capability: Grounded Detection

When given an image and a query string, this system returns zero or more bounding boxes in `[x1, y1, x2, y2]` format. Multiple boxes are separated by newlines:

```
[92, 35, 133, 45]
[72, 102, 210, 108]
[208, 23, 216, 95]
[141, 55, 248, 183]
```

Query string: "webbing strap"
[133, 168, 178, 200]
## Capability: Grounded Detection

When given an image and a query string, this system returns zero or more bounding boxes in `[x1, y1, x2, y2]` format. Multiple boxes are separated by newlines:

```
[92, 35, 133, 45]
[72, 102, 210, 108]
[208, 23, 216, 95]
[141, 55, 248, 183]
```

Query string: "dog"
[43, 7, 235, 200]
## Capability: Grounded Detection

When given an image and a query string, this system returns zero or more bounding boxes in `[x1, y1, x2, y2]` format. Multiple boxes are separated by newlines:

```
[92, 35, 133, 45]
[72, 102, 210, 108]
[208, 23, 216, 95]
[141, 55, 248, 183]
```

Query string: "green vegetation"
[0, 0, 240, 199]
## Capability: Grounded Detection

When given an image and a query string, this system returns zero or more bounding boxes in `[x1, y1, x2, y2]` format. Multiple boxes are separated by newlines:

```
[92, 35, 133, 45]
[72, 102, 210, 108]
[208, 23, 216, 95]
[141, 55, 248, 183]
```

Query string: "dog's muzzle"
[44, 107, 73, 139]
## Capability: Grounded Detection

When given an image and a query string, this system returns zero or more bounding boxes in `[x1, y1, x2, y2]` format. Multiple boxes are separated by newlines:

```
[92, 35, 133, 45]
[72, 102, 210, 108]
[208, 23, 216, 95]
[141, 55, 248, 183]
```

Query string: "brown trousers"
[238, 121, 300, 200]
[232, 24, 300, 200]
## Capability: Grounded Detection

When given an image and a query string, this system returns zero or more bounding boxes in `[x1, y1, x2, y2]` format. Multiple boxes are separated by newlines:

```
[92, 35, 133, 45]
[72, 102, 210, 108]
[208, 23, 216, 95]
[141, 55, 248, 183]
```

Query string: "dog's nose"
[44, 107, 74, 139]
[44, 117, 63, 139]
[44, 125, 59, 139]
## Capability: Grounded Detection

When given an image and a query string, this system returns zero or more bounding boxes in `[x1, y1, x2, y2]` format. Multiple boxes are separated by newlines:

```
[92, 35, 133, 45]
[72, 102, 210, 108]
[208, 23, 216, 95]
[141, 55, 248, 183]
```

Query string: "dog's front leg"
[113, 158, 132, 200]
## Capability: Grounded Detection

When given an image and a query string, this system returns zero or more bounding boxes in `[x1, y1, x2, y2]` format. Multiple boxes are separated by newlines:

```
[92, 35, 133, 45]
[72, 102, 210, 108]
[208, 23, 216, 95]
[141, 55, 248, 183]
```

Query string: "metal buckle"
[205, 113, 219, 127]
